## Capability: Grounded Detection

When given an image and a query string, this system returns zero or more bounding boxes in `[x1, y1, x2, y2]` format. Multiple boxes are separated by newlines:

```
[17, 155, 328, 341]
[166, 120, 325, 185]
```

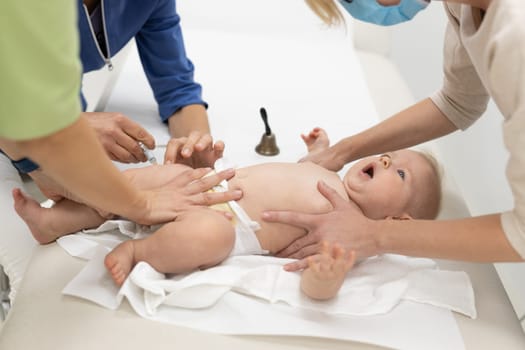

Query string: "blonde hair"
[304, 0, 344, 26]
[410, 151, 443, 220]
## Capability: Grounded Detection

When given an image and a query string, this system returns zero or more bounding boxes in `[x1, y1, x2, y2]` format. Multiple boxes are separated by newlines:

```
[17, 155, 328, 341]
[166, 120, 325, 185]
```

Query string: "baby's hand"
[299, 127, 338, 168]
[306, 241, 355, 282]
[164, 131, 225, 168]
[301, 127, 330, 154]
[300, 241, 355, 300]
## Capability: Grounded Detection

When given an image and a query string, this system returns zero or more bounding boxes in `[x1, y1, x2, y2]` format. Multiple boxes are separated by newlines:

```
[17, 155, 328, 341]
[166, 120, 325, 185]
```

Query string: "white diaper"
[211, 181, 268, 257]
[212, 159, 268, 256]
[230, 202, 268, 256]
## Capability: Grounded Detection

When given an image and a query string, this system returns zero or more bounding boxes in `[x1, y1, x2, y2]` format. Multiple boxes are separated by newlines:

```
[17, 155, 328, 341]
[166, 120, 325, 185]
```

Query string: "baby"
[13, 128, 441, 300]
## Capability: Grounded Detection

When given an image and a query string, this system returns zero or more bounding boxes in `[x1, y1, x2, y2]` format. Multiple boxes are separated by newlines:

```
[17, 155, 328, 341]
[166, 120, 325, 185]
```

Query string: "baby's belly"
[226, 162, 346, 255]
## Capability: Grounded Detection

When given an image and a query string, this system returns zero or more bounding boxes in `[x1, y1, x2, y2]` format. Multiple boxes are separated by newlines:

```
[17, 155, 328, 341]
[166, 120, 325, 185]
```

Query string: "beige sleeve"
[494, 17, 525, 258]
[500, 100, 525, 258]
[430, 22, 490, 131]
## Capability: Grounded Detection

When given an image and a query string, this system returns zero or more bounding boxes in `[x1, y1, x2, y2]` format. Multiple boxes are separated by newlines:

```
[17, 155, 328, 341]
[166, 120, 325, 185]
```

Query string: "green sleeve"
[0, 0, 82, 140]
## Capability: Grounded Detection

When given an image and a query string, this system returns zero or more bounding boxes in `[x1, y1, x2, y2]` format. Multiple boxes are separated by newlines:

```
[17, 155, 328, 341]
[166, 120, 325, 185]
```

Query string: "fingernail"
[233, 190, 243, 197]
[182, 148, 191, 156]
[165, 160, 173, 164]
[261, 212, 269, 219]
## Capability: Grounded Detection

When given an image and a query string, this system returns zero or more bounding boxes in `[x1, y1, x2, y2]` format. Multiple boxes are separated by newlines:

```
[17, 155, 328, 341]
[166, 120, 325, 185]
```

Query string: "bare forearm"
[167, 104, 210, 138]
[1, 117, 144, 219]
[375, 214, 524, 262]
[123, 164, 192, 190]
[333, 98, 457, 164]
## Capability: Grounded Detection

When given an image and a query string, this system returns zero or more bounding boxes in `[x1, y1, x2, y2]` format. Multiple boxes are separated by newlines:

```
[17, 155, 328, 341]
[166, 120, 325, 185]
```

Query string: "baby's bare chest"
[230, 163, 347, 215]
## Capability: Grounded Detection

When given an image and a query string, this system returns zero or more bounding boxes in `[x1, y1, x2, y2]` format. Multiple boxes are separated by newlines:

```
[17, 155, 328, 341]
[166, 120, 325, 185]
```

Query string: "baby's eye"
[397, 169, 405, 180]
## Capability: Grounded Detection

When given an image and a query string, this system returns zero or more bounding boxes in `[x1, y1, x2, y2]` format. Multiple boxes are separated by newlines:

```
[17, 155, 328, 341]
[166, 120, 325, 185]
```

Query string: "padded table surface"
[1, 243, 524, 349]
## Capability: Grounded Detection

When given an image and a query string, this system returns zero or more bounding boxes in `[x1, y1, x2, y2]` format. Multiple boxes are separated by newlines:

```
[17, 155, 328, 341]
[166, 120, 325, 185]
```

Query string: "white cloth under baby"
[58, 222, 476, 319]
[129, 254, 476, 317]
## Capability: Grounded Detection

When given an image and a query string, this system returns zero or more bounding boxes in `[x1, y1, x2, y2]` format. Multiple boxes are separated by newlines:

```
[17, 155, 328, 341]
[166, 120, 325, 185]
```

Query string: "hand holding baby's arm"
[300, 241, 356, 300]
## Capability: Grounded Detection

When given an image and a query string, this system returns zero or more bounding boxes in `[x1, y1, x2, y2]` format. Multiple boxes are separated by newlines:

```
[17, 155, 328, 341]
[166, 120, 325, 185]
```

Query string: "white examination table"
[1, 1, 525, 349]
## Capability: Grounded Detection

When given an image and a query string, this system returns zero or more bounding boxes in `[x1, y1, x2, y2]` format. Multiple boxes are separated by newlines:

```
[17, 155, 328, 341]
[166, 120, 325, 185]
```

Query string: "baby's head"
[342, 149, 442, 220]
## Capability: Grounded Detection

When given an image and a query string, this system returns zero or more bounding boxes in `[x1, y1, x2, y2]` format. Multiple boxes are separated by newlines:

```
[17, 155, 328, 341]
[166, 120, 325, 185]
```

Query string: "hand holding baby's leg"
[300, 241, 356, 300]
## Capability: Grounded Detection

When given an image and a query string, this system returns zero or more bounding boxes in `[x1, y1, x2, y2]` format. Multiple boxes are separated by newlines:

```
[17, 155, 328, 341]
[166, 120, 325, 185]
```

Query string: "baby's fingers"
[345, 251, 357, 270]
[301, 133, 314, 146]
[306, 256, 321, 274]
[213, 140, 225, 159]
[164, 138, 186, 164]
[301, 128, 319, 143]
[181, 131, 201, 158]
[332, 243, 346, 260]
[194, 133, 213, 151]
[318, 251, 334, 273]
[306, 254, 333, 279]
[333, 250, 356, 274]
[330, 243, 355, 273]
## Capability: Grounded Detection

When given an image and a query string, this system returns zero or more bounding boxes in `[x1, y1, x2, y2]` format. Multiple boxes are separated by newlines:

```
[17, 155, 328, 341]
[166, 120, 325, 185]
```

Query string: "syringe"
[139, 142, 158, 165]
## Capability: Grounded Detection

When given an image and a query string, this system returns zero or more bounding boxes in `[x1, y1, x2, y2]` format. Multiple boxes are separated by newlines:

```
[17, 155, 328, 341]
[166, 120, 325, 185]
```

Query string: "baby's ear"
[385, 213, 413, 221]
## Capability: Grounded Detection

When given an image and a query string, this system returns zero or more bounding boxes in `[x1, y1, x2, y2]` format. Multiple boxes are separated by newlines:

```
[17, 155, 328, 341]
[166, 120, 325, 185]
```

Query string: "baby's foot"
[104, 241, 135, 286]
[12, 188, 57, 244]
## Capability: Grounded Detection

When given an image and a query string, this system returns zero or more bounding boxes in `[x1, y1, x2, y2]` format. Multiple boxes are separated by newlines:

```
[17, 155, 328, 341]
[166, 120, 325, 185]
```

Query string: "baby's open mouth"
[362, 164, 374, 178]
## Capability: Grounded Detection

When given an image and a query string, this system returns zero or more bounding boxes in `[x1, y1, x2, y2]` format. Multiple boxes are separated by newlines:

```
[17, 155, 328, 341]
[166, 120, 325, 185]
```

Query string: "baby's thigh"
[173, 208, 236, 265]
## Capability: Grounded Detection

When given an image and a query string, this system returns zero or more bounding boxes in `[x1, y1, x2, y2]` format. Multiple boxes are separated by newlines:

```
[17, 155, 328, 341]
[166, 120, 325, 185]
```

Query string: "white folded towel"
[58, 220, 476, 319]
[129, 254, 476, 318]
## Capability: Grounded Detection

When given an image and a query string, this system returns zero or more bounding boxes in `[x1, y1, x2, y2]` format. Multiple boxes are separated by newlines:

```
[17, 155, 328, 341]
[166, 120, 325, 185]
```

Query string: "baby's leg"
[12, 188, 106, 244]
[104, 208, 235, 286]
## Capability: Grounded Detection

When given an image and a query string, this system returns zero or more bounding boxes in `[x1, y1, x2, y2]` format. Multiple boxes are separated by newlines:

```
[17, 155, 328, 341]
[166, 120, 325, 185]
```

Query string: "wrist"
[168, 104, 210, 138]
[331, 137, 355, 168]
[125, 190, 150, 224]
[372, 219, 391, 256]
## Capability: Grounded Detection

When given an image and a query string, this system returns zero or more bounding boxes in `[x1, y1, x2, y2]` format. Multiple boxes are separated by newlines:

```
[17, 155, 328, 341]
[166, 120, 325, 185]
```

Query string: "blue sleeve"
[80, 90, 88, 111]
[135, 0, 207, 123]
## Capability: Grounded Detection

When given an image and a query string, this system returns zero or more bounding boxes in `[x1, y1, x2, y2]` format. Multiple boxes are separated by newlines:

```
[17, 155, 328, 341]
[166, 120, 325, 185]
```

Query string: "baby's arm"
[300, 241, 356, 300]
